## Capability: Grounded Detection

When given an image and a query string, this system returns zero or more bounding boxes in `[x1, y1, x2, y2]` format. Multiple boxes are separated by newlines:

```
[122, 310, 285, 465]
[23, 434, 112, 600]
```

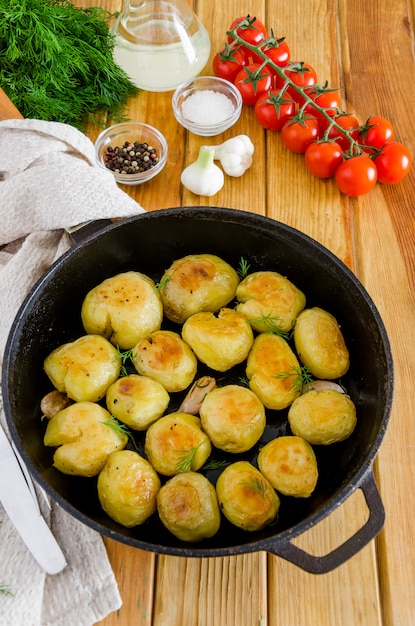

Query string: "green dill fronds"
[239, 477, 267, 498]
[237, 257, 251, 279]
[201, 459, 230, 471]
[0, 584, 13, 596]
[102, 415, 132, 440]
[175, 443, 204, 473]
[274, 365, 314, 394]
[248, 312, 291, 339]
[115, 347, 135, 376]
[238, 375, 250, 388]
[155, 276, 172, 291]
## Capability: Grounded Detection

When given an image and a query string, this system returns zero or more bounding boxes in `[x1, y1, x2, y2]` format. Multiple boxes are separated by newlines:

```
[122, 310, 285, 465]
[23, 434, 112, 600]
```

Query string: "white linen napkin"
[0, 119, 146, 626]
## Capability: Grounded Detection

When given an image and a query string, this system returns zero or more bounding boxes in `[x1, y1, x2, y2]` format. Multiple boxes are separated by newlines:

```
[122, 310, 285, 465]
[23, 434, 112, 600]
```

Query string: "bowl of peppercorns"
[94, 122, 168, 185]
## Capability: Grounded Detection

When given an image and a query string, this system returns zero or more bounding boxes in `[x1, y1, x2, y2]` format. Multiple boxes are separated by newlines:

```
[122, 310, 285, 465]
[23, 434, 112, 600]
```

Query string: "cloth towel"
[0, 119, 146, 626]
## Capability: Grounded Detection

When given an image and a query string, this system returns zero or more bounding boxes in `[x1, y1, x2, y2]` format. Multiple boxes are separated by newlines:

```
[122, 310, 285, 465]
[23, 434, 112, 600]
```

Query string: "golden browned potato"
[294, 307, 350, 379]
[132, 330, 197, 392]
[288, 388, 357, 445]
[236, 271, 306, 333]
[157, 472, 221, 542]
[44, 335, 121, 403]
[144, 412, 211, 476]
[97, 450, 161, 527]
[44, 402, 128, 477]
[159, 254, 240, 324]
[106, 374, 170, 430]
[81, 271, 163, 350]
[258, 436, 318, 498]
[246, 333, 301, 410]
[199, 385, 266, 453]
[216, 461, 280, 531]
[181, 308, 254, 372]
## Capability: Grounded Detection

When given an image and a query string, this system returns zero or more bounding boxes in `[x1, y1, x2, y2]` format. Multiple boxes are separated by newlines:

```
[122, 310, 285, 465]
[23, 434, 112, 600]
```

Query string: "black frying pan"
[2, 207, 393, 573]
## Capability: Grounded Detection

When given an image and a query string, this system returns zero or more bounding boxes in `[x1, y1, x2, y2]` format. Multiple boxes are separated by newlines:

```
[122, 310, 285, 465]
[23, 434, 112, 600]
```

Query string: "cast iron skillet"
[2, 207, 393, 573]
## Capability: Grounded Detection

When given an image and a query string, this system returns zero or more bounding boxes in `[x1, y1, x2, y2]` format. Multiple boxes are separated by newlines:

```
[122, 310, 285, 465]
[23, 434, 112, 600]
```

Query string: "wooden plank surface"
[2, 1, 414, 624]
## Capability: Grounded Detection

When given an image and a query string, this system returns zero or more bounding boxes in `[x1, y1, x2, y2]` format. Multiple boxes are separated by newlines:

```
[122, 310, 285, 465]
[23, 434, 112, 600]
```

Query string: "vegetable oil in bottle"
[112, 0, 211, 92]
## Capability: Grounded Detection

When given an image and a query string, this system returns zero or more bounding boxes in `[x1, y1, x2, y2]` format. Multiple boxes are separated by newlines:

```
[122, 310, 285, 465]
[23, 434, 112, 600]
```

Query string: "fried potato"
[157, 472, 221, 542]
[181, 308, 254, 372]
[44, 402, 128, 477]
[144, 412, 211, 476]
[216, 461, 280, 531]
[288, 388, 357, 445]
[106, 374, 170, 430]
[159, 254, 240, 324]
[97, 450, 160, 527]
[258, 436, 318, 497]
[199, 385, 266, 453]
[81, 271, 163, 350]
[294, 307, 350, 379]
[132, 330, 197, 392]
[44, 334, 120, 403]
[246, 333, 301, 410]
[236, 271, 306, 333]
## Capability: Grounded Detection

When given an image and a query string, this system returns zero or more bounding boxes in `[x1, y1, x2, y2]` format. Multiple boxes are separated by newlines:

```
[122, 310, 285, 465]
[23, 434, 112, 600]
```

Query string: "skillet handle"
[267, 468, 384, 574]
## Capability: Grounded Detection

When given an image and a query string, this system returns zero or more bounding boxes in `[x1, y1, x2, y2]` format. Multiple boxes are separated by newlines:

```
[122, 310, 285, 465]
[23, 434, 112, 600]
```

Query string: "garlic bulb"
[181, 146, 224, 196]
[212, 135, 254, 177]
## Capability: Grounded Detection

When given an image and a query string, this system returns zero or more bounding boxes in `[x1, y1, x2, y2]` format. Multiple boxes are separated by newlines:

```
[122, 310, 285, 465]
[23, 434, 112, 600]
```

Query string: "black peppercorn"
[104, 140, 159, 175]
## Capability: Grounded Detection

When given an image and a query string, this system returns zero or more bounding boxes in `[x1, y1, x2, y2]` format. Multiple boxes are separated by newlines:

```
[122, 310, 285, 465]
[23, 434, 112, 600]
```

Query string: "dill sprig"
[239, 477, 267, 498]
[155, 276, 172, 291]
[115, 347, 135, 377]
[175, 443, 204, 473]
[274, 365, 314, 394]
[0, 584, 13, 596]
[201, 459, 230, 471]
[248, 312, 291, 339]
[0, 0, 137, 130]
[237, 257, 251, 279]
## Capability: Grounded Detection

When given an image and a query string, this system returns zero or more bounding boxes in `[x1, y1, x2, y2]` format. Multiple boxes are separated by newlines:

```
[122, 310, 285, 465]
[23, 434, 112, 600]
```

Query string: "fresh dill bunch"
[274, 365, 314, 394]
[237, 257, 251, 279]
[0, 0, 137, 130]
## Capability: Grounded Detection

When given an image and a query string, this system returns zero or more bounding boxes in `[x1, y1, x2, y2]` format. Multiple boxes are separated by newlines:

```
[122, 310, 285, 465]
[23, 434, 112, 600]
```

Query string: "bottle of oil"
[112, 0, 211, 92]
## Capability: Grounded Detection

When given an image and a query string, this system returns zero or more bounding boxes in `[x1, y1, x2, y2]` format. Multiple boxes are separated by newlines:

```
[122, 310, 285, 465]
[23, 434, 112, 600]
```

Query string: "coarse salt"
[181, 90, 235, 125]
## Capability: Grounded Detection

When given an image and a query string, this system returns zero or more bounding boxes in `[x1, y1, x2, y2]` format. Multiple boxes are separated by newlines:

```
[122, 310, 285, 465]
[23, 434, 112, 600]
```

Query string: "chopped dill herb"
[237, 257, 251, 279]
[239, 477, 267, 498]
[155, 276, 172, 291]
[274, 365, 314, 394]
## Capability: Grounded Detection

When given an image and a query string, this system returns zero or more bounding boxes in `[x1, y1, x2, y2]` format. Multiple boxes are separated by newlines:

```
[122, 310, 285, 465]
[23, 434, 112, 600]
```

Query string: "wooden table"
[2, 1, 415, 624]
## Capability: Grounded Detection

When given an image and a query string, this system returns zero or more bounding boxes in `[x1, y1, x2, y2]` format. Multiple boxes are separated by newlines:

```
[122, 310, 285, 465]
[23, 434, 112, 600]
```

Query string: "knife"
[0, 423, 67, 575]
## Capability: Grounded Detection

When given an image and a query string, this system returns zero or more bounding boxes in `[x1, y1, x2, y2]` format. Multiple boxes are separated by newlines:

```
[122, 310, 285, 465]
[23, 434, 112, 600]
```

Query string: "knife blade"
[0, 423, 67, 575]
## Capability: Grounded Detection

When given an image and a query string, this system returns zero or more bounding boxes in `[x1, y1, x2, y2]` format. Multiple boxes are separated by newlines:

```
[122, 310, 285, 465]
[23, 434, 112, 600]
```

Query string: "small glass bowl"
[95, 122, 168, 185]
[172, 76, 243, 136]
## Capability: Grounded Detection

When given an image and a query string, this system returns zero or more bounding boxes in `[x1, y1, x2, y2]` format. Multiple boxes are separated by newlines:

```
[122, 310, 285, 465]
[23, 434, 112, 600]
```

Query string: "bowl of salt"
[172, 76, 243, 136]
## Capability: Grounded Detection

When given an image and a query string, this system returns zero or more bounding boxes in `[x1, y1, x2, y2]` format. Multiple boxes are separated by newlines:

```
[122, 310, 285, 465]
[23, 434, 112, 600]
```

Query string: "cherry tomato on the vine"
[304, 140, 343, 178]
[373, 141, 412, 184]
[227, 15, 267, 57]
[324, 112, 360, 151]
[212, 45, 247, 82]
[281, 114, 320, 153]
[335, 155, 377, 196]
[281, 62, 318, 103]
[260, 34, 290, 68]
[234, 63, 273, 106]
[359, 115, 395, 153]
[303, 86, 342, 130]
[254, 89, 296, 131]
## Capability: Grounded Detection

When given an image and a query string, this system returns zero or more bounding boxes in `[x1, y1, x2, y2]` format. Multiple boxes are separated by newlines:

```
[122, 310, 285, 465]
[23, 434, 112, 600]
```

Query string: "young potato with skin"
[98, 450, 161, 527]
[81, 271, 163, 350]
[157, 472, 221, 542]
[181, 308, 254, 372]
[199, 384, 266, 453]
[288, 388, 357, 445]
[106, 374, 170, 430]
[236, 271, 306, 333]
[44, 402, 128, 477]
[246, 333, 302, 410]
[132, 330, 197, 393]
[159, 254, 240, 324]
[216, 461, 280, 532]
[258, 436, 318, 498]
[43, 334, 121, 403]
[294, 307, 350, 379]
[144, 413, 211, 476]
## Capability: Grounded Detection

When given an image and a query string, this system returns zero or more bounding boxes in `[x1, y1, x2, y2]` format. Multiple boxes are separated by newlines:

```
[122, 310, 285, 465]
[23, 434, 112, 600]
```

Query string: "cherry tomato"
[359, 115, 395, 153]
[373, 141, 412, 184]
[254, 89, 296, 131]
[335, 155, 377, 196]
[227, 15, 267, 57]
[281, 115, 320, 153]
[280, 62, 318, 103]
[305, 140, 343, 178]
[324, 112, 360, 151]
[260, 35, 290, 68]
[212, 45, 248, 82]
[234, 63, 273, 106]
[303, 87, 342, 130]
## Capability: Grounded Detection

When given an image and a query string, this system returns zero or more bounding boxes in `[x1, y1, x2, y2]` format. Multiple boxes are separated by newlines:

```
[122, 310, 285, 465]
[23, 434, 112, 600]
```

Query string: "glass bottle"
[112, 0, 211, 92]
